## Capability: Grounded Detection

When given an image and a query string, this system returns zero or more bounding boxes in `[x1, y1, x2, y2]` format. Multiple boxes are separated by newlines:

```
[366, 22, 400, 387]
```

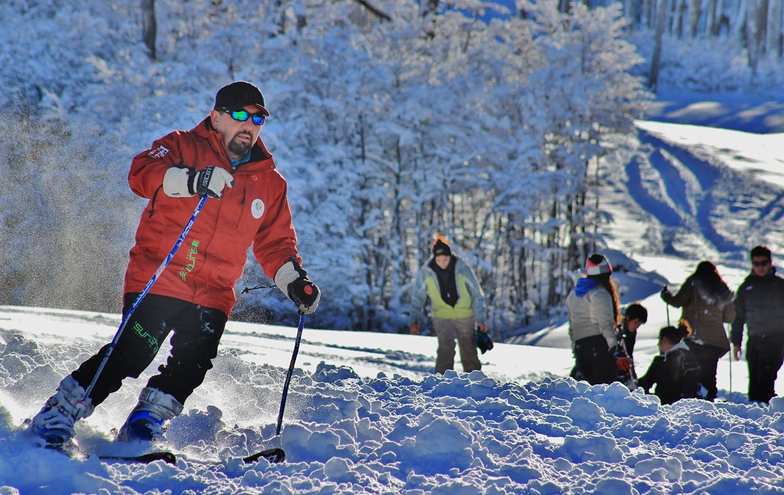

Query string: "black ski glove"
[476, 328, 494, 354]
[274, 258, 321, 314]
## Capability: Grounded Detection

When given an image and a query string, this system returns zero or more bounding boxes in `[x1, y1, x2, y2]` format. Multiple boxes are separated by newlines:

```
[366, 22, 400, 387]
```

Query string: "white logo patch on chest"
[251, 199, 265, 219]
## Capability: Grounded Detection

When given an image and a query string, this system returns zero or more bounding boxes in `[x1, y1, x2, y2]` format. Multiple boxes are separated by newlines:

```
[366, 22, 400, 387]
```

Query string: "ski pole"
[276, 314, 306, 436]
[728, 350, 733, 403]
[666, 303, 670, 327]
[79, 195, 209, 408]
[727, 323, 733, 403]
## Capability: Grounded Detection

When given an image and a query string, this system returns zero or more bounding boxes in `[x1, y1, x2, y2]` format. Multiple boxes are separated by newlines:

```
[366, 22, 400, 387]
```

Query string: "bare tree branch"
[141, 0, 156, 60]
[353, 0, 392, 22]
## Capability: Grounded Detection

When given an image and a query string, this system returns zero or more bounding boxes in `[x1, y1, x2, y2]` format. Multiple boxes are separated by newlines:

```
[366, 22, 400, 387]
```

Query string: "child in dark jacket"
[638, 324, 703, 405]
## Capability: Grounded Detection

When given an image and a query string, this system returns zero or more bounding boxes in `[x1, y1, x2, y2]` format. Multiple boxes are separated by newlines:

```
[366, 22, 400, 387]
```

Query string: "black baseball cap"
[214, 81, 270, 116]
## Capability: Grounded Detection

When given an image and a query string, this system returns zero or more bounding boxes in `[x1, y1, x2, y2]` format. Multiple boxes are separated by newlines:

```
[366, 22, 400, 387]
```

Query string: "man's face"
[435, 255, 451, 270]
[210, 105, 264, 161]
[752, 256, 772, 277]
[626, 318, 643, 333]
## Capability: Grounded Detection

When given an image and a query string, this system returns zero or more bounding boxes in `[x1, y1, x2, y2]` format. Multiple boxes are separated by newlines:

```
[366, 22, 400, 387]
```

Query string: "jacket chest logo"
[251, 199, 265, 219]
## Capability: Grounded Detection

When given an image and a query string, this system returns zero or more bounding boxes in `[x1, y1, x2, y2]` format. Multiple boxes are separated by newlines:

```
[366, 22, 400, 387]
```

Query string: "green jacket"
[409, 256, 486, 324]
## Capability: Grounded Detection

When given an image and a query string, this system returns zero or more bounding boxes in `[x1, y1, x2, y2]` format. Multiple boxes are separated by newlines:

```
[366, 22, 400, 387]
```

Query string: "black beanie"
[433, 238, 452, 257]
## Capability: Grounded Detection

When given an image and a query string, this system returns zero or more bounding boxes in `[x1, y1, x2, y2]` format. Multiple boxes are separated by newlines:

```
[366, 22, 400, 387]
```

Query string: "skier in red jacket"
[29, 81, 320, 448]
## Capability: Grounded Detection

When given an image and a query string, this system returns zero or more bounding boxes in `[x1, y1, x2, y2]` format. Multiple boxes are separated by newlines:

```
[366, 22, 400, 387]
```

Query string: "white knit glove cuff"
[162, 167, 195, 198]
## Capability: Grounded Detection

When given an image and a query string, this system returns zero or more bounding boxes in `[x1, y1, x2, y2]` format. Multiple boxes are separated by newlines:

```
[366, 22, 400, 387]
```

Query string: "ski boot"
[28, 375, 94, 450]
[117, 387, 183, 443]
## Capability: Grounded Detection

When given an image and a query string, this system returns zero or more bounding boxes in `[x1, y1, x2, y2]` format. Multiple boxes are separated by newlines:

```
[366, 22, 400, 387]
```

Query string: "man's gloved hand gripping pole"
[163, 165, 235, 199]
[275, 257, 321, 314]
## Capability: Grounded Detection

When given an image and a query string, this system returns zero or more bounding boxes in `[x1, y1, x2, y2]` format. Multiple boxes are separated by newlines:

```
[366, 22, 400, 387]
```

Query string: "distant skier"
[637, 324, 703, 405]
[566, 253, 624, 385]
[409, 236, 488, 374]
[28, 81, 320, 449]
[661, 260, 735, 401]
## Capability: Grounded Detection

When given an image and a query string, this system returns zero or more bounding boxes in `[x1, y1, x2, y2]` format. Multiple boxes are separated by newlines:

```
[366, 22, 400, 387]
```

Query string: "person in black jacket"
[638, 324, 703, 405]
[731, 245, 784, 403]
[615, 303, 648, 388]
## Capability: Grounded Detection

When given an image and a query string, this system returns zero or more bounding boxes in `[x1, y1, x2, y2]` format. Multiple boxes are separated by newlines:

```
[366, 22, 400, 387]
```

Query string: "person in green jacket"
[409, 237, 488, 374]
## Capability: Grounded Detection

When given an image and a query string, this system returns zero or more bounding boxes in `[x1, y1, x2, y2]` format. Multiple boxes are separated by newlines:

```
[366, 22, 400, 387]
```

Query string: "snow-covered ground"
[3, 101, 784, 493]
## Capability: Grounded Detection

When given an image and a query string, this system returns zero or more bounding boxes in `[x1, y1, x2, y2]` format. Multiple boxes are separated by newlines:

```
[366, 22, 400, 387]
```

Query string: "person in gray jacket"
[731, 245, 784, 403]
[567, 253, 623, 385]
[409, 237, 488, 374]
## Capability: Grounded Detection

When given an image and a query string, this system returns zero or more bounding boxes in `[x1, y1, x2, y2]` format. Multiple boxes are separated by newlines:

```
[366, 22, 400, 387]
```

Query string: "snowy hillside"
[3, 300, 784, 495]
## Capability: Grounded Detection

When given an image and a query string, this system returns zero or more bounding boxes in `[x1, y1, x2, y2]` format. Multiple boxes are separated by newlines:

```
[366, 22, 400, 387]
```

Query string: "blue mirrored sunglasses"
[220, 108, 266, 125]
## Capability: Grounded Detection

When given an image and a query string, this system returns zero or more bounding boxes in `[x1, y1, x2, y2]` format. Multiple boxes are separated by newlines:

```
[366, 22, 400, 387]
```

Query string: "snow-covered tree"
[0, 0, 651, 336]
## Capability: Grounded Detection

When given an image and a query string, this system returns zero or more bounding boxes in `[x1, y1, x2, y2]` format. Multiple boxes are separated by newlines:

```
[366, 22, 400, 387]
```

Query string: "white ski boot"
[29, 375, 94, 448]
[117, 387, 183, 443]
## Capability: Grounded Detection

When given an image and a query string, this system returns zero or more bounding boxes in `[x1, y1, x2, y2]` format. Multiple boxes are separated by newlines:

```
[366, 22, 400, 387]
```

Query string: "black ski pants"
[687, 341, 727, 401]
[572, 334, 617, 385]
[71, 293, 227, 406]
[746, 334, 784, 404]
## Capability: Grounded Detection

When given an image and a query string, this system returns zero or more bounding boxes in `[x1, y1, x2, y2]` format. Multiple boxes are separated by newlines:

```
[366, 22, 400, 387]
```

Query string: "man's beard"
[228, 132, 253, 157]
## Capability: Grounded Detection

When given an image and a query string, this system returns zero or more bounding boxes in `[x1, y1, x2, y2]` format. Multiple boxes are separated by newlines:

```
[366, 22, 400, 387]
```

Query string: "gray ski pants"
[434, 316, 481, 374]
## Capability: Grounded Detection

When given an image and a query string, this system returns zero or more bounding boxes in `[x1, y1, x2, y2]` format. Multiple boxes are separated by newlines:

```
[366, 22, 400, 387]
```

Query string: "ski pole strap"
[82, 195, 209, 401]
[241, 284, 276, 293]
[276, 314, 306, 436]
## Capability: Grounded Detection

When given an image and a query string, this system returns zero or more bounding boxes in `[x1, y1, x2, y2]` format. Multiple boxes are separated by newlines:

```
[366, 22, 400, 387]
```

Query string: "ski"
[41, 438, 283, 465]
[44, 441, 87, 460]
[98, 451, 177, 465]
[243, 447, 285, 464]
[44, 443, 176, 465]
[94, 448, 284, 465]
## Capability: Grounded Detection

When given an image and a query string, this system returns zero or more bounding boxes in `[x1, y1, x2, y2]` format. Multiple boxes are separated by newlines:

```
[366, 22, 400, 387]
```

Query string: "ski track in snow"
[627, 121, 784, 265]
[625, 127, 749, 261]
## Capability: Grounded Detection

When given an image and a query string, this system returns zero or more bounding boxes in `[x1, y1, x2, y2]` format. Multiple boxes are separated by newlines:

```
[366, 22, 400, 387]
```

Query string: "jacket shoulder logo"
[148, 145, 169, 159]
[251, 199, 265, 219]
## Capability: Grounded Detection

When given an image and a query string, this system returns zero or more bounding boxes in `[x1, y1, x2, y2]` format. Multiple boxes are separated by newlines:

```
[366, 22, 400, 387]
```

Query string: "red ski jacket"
[123, 118, 300, 316]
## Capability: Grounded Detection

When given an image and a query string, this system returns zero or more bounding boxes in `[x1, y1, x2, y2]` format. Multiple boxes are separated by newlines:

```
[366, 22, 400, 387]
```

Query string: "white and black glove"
[275, 258, 321, 315]
[163, 166, 234, 199]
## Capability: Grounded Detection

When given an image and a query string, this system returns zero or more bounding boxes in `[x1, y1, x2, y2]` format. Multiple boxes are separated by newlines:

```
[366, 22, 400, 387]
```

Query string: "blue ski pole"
[78, 195, 208, 410]
[276, 314, 306, 436]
